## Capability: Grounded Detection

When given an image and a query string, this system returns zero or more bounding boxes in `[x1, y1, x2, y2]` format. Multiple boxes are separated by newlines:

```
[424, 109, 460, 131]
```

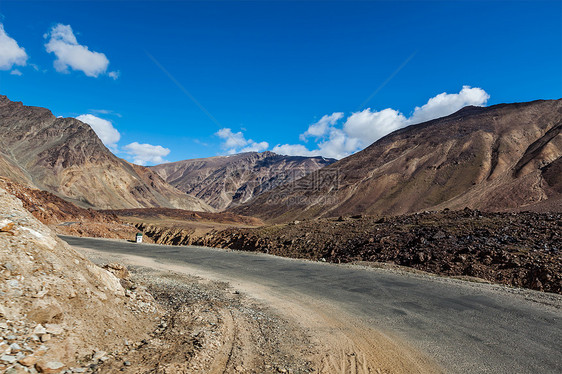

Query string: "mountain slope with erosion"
[151, 151, 335, 210]
[0, 95, 212, 211]
[234, 99, 562, 222]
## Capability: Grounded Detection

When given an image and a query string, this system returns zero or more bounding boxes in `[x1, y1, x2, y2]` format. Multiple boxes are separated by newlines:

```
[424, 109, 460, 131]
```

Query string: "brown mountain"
[151, 151, 335, 210]
[0, 95, 212, 211]
[233, 99, 562, 222]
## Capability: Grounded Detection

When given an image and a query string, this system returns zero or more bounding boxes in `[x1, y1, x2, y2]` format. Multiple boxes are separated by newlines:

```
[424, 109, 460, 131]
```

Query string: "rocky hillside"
[151, 151, 335, 210]
[0, 95, 212, 211]
[234, 100, 562, 222]
[0, 177, 140, 240]
[0, 186, 158, 372]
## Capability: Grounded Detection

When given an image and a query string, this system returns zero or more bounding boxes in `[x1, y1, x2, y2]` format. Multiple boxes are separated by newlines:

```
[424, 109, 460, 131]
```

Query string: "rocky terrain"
[136, 209, 562, 294]
[104, 207, 263, 227]
[0, 186, 160, 373]
[78, 253, 316, 374]
[105, 208, 263, 245]
[151, 151, 335, 210]
[0, 95, 212, 211]
[234, 100, 562, 222]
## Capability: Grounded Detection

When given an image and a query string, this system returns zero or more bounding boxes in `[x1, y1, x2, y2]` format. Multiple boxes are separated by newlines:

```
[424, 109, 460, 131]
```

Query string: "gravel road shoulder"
[80, 247, 442, 374]
[84, 249, 316, 374]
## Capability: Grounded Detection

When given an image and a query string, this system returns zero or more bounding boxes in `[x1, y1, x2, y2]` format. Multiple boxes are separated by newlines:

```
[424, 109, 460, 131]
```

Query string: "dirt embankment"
[0, 185, 325, 374]
[137, 209, 561, 294]
[0, 186, 160, 373]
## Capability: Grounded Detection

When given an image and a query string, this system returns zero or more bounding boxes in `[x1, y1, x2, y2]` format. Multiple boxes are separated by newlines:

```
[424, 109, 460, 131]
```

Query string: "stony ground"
[139, 209, 562, 294]
[0, 187, 160, 374]
[76, 245, 443, 374]
[83, 250, 317, 374]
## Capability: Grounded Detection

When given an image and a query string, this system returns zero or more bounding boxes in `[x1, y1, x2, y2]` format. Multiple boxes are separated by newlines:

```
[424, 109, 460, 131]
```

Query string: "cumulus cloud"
[216, 128, 247, 150]
[76, 114, 121, 151]
[123, 142, 170, 166]
[75, 113, 170, 165]
[207, 87, 489, 159]
[10, 69, 23, 76]
[271, 144, 318, 157]
[273, 86, 490, 159]
[300, 112, 344, 141]
[44, 24, 117, 78]
[241, 141, 269, 153]
[216, 128, 269, 154]
[273, 127, 360, 159]
[408, 86, 490, 124]
[344, 108, 407, 146]
[0, 24, 28, 70]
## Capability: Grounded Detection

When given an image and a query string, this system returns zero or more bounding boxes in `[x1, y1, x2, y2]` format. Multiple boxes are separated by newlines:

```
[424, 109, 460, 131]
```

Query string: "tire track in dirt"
[207, 309, 236, 374]
[87, 265, 315, 374]
[82, 249, 442, 373]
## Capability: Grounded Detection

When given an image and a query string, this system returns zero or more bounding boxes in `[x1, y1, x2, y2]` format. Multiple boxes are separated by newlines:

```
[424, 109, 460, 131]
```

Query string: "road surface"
[60, 235, 562, 373]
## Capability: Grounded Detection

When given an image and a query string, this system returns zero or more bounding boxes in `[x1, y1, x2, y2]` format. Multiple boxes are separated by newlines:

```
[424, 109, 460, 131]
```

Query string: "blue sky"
[0, 1, 560, 164]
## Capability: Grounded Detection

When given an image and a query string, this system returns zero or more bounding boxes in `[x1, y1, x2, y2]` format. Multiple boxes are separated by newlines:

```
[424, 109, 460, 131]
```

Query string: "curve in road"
[60, 235, 562, 374]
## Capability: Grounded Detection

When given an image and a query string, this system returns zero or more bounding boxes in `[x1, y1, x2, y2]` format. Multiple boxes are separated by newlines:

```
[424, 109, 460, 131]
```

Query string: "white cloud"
[207, 87, 489, 160]
[271, 144, 318, 157]
[216, 128, 247, 150]
[300, 112, 344, 141]
[123, 142, 170, 166]
[10, 69, 22, 76]
[0, 24, 28, 70]
[274, 127, 360, 159]
[273, 86, 490, 159]
[316, 128, 361, 159]
[44, 24, 115, 78]
[343, 108, 406, 147]
[216, 127, 269, 154]
[241, 141, 269, 153]
[108, 70, 120, 80]
[408, 85, 490, 124]
[75, 114, 170, 165]
[76, 114, 121, 151]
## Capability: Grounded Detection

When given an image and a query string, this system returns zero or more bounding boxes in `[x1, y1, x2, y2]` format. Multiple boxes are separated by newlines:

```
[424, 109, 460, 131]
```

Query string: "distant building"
[136, 232, 143, 243]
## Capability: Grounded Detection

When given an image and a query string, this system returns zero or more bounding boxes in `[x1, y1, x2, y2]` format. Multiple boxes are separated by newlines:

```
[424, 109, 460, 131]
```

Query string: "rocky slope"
[151, 151, 335, 210]
[234, 100, 562, 222]
[0, 177, 140, 240]
[0, 186, 159, 373]
[136, 209, 562, 294]
[0, 95, 212, 211]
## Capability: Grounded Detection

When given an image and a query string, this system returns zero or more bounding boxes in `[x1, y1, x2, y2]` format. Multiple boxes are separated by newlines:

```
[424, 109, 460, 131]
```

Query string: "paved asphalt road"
[60, 235, 561, 373]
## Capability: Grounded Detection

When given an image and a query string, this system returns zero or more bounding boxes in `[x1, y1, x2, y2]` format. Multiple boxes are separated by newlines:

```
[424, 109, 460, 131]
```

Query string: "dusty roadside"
[84, 257, 315, 374]
[78, 246, 442, 374]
